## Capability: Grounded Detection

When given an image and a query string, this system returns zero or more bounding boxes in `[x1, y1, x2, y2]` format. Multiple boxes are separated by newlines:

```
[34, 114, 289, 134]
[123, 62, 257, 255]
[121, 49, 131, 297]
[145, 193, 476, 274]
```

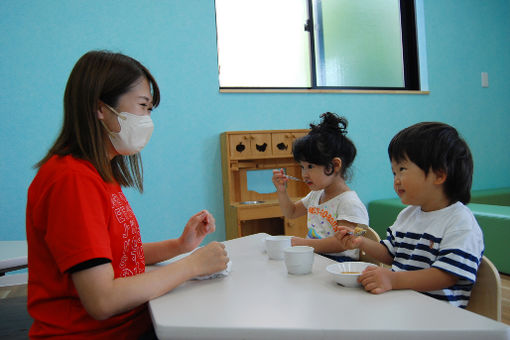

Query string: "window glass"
[215, 0, 310, 87]
[315, 0, 404, 87]
[215, 0, 421, 90]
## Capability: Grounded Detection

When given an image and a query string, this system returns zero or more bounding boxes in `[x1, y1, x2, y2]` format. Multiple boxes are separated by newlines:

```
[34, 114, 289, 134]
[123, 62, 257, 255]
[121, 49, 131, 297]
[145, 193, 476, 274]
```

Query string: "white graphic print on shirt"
[111, 191, 145, 277]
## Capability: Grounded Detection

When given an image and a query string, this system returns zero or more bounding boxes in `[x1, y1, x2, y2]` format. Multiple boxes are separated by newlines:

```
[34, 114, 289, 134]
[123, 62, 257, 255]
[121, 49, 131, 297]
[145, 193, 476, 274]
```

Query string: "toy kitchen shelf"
[220, 129, 310, 240]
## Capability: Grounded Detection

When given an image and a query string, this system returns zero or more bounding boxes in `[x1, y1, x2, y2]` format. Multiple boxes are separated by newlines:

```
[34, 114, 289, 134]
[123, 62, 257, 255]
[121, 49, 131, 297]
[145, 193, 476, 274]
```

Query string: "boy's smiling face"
[391, 157, 449, 212]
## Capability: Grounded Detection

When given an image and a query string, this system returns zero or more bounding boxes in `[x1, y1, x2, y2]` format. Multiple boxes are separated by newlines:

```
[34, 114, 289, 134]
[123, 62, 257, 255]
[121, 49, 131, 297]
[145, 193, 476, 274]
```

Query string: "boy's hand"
[334, 227, 363, 250]
[272, 168, 288, 192]
[358, 266, 394, 294]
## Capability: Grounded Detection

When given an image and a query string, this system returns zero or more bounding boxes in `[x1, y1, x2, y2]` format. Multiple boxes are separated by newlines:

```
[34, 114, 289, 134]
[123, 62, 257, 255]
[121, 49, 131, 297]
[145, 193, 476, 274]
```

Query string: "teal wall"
[1, 1, 509, 243]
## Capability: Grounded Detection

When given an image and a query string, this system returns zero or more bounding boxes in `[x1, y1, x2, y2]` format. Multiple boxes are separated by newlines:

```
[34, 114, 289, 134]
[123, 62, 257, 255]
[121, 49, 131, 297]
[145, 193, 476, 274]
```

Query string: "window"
[215, 0, 424, 92]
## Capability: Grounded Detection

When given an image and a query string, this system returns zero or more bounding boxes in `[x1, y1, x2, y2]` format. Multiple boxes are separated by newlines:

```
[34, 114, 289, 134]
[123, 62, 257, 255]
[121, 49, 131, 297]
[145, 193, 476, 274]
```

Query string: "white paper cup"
[284, 246, 314, 275]
[265, 235, 292, 260]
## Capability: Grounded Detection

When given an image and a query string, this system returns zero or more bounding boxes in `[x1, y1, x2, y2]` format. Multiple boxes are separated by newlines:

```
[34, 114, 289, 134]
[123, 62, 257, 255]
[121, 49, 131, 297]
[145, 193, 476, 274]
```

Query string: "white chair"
[359, 225, 382, 266]
[466, 255, 501, 321]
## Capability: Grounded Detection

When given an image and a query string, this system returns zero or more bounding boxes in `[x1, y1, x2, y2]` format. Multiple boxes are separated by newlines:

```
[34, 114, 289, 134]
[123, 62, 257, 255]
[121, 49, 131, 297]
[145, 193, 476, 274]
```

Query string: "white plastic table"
[0, 241, 27, 275]
[149, 233, 510, 340]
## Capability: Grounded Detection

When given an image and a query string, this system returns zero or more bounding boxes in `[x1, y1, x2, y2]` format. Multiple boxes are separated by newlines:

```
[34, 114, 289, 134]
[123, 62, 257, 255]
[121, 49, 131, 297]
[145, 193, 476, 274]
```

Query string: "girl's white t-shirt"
[301, 190, 369, 259]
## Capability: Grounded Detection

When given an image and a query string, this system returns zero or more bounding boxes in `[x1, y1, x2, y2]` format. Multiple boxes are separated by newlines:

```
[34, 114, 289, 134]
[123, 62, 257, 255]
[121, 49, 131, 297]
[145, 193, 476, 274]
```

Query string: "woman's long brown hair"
[36, 50, 160, 192]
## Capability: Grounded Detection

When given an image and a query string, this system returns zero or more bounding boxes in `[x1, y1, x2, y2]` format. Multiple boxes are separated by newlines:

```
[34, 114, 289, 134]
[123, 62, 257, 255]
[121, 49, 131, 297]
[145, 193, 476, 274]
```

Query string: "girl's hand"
[334, 227, 363, 250]
[358, 266, 394, 294]
[178, 210, 216, 253]
[291, 236, 307, 246]
[187, 242, 229, 277]
[272, 168, 288, 192]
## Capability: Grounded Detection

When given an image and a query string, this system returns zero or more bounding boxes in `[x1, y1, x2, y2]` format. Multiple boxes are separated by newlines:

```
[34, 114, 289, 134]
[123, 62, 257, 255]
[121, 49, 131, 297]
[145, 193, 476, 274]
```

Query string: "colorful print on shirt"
[301, 190, 369, 260]
[301, 190, 369, 240]
[307, 205, 341, 238]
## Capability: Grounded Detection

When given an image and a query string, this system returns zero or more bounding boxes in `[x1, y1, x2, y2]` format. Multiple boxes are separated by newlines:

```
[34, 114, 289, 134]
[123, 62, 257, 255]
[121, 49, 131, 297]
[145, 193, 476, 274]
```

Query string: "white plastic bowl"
[326, 261, 376, 287]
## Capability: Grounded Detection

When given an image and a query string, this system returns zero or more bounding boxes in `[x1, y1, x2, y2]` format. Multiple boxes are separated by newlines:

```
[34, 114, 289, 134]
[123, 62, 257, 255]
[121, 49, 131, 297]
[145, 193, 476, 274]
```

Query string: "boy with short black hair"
[336, 122, 484, 308]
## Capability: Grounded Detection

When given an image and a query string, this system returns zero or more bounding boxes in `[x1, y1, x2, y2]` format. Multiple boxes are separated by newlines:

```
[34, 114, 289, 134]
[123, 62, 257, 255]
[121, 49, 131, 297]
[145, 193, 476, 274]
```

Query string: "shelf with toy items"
[221, 129, 309, 239]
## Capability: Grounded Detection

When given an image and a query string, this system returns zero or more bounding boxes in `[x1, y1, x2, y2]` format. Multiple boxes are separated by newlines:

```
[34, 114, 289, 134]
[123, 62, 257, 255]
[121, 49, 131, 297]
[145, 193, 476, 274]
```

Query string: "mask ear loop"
[100, 119, 115, 137]
[99, 103, 126, 137]
[103, 103, 127, 120]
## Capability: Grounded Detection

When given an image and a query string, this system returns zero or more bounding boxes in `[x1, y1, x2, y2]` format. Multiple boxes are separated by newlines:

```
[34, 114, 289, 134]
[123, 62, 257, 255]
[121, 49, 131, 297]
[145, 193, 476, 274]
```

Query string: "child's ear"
[332, 157, 343, 172]
[433, 169, 447, 185]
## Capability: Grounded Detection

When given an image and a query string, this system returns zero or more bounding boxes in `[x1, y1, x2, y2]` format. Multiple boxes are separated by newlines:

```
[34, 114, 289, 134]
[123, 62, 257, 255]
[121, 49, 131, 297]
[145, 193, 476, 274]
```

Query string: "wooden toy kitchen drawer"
[220, 129, 309, 240]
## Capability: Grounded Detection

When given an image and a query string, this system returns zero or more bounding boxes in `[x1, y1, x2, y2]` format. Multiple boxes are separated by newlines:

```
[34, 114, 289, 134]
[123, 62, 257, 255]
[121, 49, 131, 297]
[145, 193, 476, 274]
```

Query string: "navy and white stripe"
[382, 202, 484, 308]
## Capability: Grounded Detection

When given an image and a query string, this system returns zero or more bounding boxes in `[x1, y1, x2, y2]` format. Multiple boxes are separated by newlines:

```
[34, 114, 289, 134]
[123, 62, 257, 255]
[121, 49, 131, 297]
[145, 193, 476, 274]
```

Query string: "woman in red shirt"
[26, 50, 229, 339]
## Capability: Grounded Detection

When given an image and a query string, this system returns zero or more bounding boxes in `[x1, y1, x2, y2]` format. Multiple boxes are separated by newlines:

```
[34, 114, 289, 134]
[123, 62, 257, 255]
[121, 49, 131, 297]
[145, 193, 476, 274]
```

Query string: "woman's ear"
[97, 102, 107, 119]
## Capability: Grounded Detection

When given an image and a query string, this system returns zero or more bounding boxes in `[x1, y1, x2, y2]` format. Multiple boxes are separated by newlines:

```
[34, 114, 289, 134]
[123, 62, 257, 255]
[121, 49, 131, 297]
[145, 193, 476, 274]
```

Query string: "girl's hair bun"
[310, 112, 348, 136]
[294, 111, 356, 179]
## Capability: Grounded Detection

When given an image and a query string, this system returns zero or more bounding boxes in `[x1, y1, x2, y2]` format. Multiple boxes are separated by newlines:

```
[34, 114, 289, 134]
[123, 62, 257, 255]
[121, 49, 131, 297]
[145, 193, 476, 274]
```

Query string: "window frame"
[216, 0, 428, 94]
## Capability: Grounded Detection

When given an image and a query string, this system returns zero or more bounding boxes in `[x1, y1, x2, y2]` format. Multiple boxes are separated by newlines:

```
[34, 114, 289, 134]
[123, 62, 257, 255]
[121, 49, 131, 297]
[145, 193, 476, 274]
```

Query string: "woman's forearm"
[143, 239, 185, 265]
[73, 242, 228, 321]
[72, 259, 196, 320]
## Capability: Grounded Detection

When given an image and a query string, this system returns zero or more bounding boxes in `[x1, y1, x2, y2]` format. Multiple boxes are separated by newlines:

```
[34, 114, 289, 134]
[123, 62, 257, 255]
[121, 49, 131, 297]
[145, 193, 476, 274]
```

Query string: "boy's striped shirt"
[381, 202, 484, 308]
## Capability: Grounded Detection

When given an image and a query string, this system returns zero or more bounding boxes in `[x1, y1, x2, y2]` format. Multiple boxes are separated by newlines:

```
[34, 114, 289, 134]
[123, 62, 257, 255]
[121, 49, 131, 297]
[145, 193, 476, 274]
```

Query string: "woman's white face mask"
[101, 104, 154, 155]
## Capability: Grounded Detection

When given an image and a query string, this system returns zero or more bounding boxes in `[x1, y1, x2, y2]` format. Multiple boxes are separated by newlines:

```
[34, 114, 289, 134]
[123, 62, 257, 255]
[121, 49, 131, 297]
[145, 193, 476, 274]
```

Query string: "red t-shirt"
[26, 155, 152, 339]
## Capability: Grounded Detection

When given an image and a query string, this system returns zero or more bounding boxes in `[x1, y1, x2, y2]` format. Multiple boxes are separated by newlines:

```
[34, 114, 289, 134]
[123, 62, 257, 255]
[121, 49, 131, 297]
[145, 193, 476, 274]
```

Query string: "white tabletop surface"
[0, 240, 28, 274]
[149, 233, 510, 340]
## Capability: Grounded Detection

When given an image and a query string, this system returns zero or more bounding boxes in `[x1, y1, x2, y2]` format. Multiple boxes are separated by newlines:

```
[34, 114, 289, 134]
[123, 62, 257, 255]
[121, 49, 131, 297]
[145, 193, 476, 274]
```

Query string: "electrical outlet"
[481, 72, 489, 88]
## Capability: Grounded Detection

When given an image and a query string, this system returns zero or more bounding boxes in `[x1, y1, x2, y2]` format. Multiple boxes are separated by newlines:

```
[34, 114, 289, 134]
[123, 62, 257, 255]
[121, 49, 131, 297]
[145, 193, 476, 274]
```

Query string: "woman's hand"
[185, 242, 229, 277]
[178, 210, 216, 253]
[358, 266, 394, 294]
[272, 168, 288, 192]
